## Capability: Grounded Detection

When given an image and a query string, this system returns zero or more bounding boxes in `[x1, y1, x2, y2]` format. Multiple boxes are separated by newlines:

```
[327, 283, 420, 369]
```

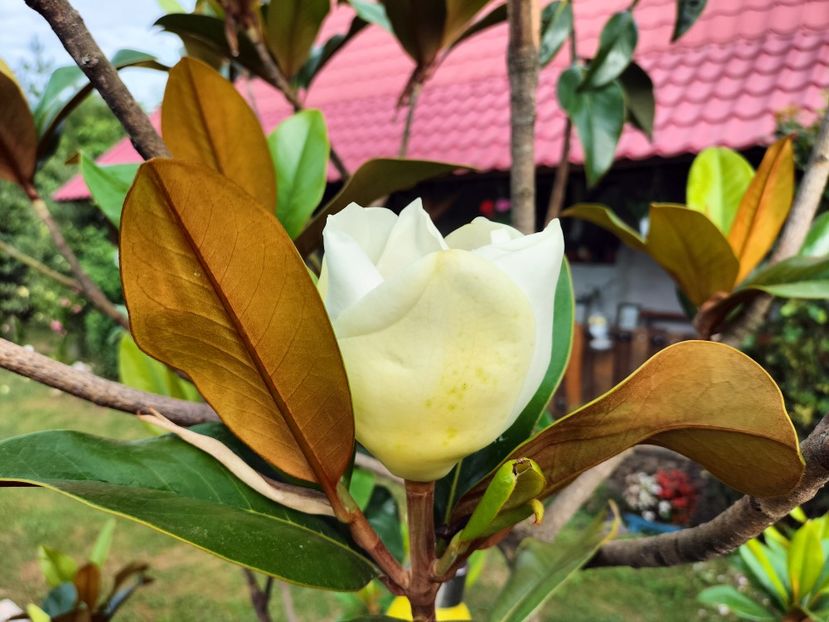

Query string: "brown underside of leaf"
[728, 137, 795, 282]
[120, 158, 353, 489]
[161, 57, 276, 210]
[454, 341, 803, 521]
[0, 63, 37, 189]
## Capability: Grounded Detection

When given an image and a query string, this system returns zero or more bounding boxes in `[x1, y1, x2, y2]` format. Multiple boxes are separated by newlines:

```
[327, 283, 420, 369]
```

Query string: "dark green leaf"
[618, 61, 654, 139]
[489, 507, 620, 622]
[364, 486, 404, 562]
[0, 430, 376, 590]
[265, 0, 330, 78]
[672, 0, 708, 41]
[154, 14, 265, 77]
[582, 11, 637, 89]
[450, 3, 507, 51]
[557, 67, 625, 186]
[380, 0, 446, 66]
[800, 212, 829, 257]
[294, 158, 471, 255]
[436, 259, 574, 520]
[79, 153, 137, 228]
[740, 255, 829, 299]
[698, 585, 775, 621]
[538, 2, 573, 68]
[269, 109, 330, 238]
[295, 16, 369, 89]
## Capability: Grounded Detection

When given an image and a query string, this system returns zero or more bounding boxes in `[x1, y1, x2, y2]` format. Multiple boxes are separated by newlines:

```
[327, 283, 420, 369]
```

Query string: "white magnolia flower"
[318, 199, 564, 481]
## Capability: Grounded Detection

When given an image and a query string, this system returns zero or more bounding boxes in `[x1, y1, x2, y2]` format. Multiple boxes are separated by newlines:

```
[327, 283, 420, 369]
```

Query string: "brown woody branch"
[544, 119, 572, 224]
[588, 416, 829, 568]
[0, 237, 82, 292]
[507, 0, 541, 234]
[24, 0, 169, 160]
[719, 107, 829, 346]
[27, 194, 129, 329]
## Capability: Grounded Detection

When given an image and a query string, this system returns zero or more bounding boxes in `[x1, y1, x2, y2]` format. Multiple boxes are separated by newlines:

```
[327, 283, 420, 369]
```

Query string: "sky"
[1, 0, 195, 108]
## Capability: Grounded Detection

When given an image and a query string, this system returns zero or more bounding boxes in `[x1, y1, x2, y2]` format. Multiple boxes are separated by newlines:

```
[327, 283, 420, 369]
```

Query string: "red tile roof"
[54, 0, 829, 201]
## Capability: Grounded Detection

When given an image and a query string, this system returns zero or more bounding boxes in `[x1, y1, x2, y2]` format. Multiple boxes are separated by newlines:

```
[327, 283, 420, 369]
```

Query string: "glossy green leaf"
[740, 540, 788, 609]
[460, 459, 544, 542]
[698, 585, 774, 621]
[790, 519, 825, 600]
[294, 158, 470, 255]
[800, 212, 829, 257]
[364, 486, 404, 562]
[269, 109, 330, 238]
[618, 62, 654, 139]
[0, 60, 37, 189]
[122, 160, 353, 487]
[646, 203, 739, 305]
[265, 0, 330, 79]
[437, 259, 574, 519]
[582, 11, 637, 89]
[687, 147, 754, 234]
[672, 0, 708, 41]
[0, 430, 376, 590]
[728, 137, 795, 282]
[350, 0, 393, 32]
[538, 2, 573, 67]
[455, 341, 803, 520]
[295, 15, 369, 89]
[38, 547, 78, 588]
[349, 468, 376, 511]
[89, 519, 116, 569]
[79, 153, 138, 228]
[118, 333, 200, 402]
[155, 14, 265, 78]
[161, 57, 276, 210]
[557, 67, 625, 186]
[740, 255, 829, 299]
[34, 50, 166, 160]
[561, 203, 645, 250]
[489, 506, 620, 622]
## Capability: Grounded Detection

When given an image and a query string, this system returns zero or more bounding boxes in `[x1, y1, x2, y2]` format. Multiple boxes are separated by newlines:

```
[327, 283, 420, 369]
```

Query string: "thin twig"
[278, 582, 298, 622]
[719, 108, 829, 345]
[0, 238, 82, 292]
[242, 569, 274, 622]
[507, 0, 541, 234]
[27, 194, 128, 329]
[249, 35, 350, 180]
[24, 0, 169, 160]
[544, 119, 572, 224]
[405, 480, 438, 622]
[398, 83, 421, 157]
[588, 415, 829, 568]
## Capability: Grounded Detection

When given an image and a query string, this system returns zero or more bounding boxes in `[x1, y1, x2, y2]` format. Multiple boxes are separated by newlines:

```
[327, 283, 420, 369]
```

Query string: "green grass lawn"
[0, 369, 732, 621]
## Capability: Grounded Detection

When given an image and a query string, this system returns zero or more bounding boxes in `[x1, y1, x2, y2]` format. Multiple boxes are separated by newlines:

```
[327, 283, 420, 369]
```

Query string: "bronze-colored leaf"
[0, 60, 37, 190]
[121, 159, 353, 491]
[161, 57, 276, 210]
[73, 563, 101, 611]
[265, 0, 330, 79]
[381, 0, 447, 67]
[646, 204, 739, 306]
[454, 341, 803, 521]
[728, 137, 795, 282]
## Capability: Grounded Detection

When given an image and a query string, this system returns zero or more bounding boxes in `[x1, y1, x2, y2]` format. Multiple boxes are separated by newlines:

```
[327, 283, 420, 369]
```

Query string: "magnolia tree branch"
[0, 238, 82, 292]
[24, 0, 169, 160]
[720, 108, 829, 346]
[27, 193, 128, 329]
[588, 416, 829, 568]
[507, 0, 541, 234]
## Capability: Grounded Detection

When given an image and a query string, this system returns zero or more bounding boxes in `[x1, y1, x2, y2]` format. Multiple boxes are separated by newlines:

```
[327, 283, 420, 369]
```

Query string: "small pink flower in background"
[58, 297, 71, 308]
[495, 198, 511, 213]
[71, 304, 83, 314]
[49, 320, 64, 334]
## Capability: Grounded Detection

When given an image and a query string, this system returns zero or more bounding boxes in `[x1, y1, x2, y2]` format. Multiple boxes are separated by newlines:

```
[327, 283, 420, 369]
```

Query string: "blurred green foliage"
[745, 109, 829, 430]
[0, 71, 124, 376]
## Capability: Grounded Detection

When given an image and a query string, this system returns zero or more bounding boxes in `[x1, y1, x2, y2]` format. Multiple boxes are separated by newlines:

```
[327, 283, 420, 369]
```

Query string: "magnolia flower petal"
[445, 217, 523, 250]
[321, 228, 384, 320]
[472, 219, 565, 416]
[335, 249, 536, 481]
[375, 199, 447, 278]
